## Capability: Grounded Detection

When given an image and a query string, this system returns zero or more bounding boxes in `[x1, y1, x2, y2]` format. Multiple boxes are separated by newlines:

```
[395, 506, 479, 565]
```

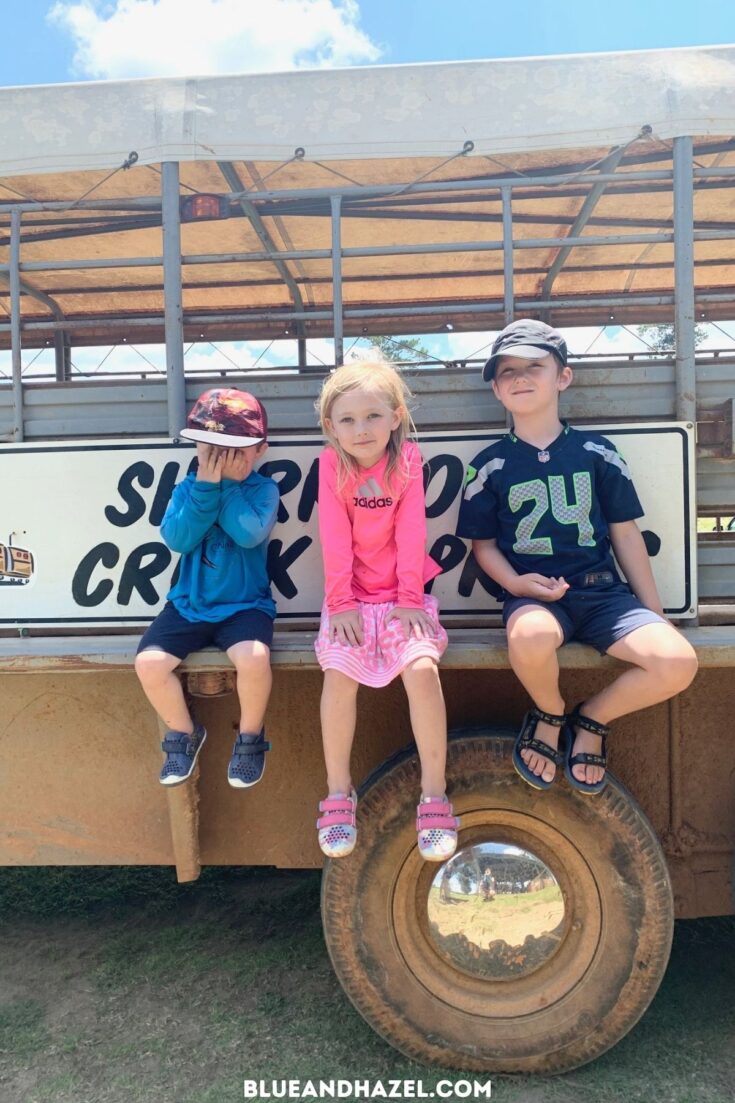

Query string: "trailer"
[1, 45, 734, 1074]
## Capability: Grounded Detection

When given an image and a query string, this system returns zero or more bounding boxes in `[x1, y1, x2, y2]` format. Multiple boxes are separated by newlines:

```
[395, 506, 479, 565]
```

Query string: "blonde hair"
[317, 361, 415, 492]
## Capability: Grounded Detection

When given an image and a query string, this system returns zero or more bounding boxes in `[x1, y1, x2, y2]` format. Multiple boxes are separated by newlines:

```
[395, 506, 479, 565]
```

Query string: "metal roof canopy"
[2, 147, 735, 341]
[1, 47, 734, 435]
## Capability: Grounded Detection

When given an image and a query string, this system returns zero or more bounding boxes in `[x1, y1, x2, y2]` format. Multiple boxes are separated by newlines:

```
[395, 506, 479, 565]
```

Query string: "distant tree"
[636, 323, 707, 352]
[365, 336, 431, 362]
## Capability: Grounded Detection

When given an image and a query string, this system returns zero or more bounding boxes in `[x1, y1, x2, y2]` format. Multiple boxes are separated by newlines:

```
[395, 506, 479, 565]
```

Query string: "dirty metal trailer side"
[1, 48, 734, 1073]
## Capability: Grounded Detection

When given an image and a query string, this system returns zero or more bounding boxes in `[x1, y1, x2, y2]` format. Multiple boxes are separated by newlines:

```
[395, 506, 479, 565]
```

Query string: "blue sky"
[2, 0, 735, 87]
[2, 0, 734, 374]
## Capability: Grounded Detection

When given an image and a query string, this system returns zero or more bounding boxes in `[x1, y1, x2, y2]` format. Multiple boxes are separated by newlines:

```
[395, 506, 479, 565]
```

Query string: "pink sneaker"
[416, 796, 459, 862]
[317, 790, 358, 858]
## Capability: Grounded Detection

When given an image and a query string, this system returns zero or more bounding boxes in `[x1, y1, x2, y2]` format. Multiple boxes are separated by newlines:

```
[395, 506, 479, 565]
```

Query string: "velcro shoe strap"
[316, 798, 356, 830]
[161, 736, 195, 755]
[416, 799, 453, 817]
[416, 800, 459, 832]
[233, 739, 271, 755]
[416, 813, 459, 831]
[318, 796, 355, 815]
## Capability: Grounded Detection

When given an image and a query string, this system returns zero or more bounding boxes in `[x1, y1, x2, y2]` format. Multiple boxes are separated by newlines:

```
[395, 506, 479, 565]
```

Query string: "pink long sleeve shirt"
[318, 441, 442, 614]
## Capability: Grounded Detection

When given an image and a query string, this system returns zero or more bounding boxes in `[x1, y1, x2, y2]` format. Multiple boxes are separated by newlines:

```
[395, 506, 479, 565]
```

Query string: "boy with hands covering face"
[135, 389, 280, 790]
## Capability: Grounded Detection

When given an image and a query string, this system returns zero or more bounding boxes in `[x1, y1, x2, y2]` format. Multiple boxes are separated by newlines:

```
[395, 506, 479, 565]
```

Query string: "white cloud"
[49, 0, 381, 80]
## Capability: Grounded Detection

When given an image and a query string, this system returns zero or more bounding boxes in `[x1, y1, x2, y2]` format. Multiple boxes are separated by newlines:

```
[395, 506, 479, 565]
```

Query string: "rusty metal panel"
[0, 664, 732, 919]
[0, 673, 174, 865]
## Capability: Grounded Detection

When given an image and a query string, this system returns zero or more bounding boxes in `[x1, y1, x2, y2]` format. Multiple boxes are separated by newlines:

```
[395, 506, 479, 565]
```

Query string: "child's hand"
[329, 610, 364, 647]
[386, 606, 437, 639]
[220, 448, 252, 482]
[196, 443, 225, 483]
[512, 574, 569, 602]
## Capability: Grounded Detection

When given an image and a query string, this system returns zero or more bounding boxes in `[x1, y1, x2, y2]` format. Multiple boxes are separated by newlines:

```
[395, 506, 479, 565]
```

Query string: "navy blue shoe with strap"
[564, 704, 609, 795]
[159, 724, 207, 787]
[228, 729, 271, 789]
[512, 707, 566, 791]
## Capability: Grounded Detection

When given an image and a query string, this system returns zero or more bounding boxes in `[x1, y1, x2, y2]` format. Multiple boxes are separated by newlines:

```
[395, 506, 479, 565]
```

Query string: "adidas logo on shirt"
[354, 477, 393, 509]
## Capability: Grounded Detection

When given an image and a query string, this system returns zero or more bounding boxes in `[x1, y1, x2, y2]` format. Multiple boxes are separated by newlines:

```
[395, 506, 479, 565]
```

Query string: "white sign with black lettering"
[0, 424, 696, 626]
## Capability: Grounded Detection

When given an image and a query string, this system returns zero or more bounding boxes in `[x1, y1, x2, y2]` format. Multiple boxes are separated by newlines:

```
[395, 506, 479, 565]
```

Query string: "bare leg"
[506, 606, 566, 784]
[134, 649, 191, 732]
[570, 622, 698, 785]
[400, 657, 447, 797]
[226, 640, 272, 733]
[321, 669, 360, 794]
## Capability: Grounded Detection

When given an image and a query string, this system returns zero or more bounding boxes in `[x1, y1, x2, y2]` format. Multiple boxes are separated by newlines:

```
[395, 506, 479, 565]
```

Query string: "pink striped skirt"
[314, 595, 448, 688]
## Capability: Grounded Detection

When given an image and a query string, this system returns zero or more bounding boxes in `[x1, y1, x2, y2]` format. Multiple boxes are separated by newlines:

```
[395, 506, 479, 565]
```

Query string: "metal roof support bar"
[540, 144, 629, 310]
[217, 162, 307, 369]
[331, 195, 344, 366]
[673, 136, 696, 424]
[54, 331, 71, 382]
[0, 224, 69, 389]
[162, 162, 186, 438]
[221, 168, 676, 203]
[0, 292, 684, 335]
[7, 224, 735, 278]
[501, 186, 514, 325]
[0, 169, 675, 215]
[9, 211, 23, 441]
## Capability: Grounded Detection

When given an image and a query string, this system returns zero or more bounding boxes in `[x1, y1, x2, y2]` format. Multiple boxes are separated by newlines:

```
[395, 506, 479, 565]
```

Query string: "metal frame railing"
[0, 136, 732, 441]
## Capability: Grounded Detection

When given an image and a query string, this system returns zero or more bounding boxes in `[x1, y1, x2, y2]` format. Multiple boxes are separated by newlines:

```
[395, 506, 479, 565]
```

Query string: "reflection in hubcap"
[427, 841, 565, 980]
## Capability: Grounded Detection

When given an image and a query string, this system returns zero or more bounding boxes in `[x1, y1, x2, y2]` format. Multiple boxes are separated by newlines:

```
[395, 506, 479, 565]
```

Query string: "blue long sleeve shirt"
[160, 471, 280, 622]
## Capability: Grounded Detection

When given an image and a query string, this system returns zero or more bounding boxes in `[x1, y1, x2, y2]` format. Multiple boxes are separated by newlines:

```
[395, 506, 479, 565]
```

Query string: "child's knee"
[134, 650, 172, 684]
[406, 655, 438, 674]
[649, 641, 698, 692]
[667, 641, 698, 690]
[507, 620, 560, 665]
[402, 657, 441, 687]
[232, 646, 271, 679]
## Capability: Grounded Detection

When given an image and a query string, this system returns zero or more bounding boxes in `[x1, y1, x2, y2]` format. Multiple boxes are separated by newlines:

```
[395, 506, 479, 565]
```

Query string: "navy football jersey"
[456, 424, 644, 592]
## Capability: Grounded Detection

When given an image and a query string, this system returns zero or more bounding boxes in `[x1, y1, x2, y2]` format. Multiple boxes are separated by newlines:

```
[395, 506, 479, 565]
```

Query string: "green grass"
[0, 867, 733, 1103]
[0, 999, 49, 1060]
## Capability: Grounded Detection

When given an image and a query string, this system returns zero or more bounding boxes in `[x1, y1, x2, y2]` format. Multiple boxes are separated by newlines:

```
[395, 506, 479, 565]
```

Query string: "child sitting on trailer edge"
[314, 360, 459, 861]
[135, 388, 280, 790]
[457, 320, 698, 794]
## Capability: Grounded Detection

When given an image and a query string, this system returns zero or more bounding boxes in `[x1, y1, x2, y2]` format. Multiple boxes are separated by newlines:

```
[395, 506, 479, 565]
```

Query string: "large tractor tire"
[321, 729, 673, 1074]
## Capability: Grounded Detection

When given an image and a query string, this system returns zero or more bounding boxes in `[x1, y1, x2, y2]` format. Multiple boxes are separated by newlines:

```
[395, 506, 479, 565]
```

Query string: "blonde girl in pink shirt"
[314, 361, 459, 862]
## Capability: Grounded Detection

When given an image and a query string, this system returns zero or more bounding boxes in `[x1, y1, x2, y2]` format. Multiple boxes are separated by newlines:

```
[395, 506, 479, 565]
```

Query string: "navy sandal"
[512, 708, 566, 790]
[159, 724, 207, 787]
[564, 705, 609, 795]
[227, 729, 271, 789]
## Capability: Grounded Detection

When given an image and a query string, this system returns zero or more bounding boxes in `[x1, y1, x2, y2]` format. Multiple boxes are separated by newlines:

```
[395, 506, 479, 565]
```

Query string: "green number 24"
[509, 474, 595, 555]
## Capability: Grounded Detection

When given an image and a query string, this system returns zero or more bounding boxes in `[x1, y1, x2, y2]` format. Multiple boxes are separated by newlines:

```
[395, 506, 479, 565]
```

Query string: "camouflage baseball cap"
[180, 388, 267, 447]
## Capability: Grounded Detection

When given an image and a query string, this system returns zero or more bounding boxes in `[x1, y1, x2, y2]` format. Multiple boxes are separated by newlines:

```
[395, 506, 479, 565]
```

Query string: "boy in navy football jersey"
[457, 320, 697, 794]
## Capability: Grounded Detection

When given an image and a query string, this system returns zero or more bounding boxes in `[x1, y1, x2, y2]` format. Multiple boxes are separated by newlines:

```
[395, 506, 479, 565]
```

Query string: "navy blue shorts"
[502, 585, 665, 655]
[137, 602, 274, 660]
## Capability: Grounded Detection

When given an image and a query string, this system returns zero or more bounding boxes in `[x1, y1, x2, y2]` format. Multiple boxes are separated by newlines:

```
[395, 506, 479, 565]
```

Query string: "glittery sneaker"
[416, 796, 459, 861]
[317, 790, 358, 858]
